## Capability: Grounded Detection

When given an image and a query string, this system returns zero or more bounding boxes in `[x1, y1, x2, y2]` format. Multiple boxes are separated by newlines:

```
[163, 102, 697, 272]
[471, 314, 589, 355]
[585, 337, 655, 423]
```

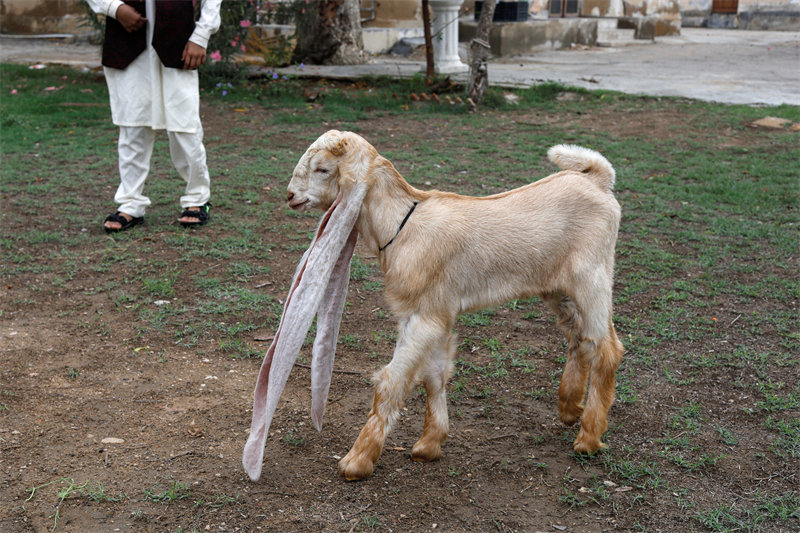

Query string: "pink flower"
[241, 45, 247, 52]
[209, 50, 222, 62]
[240, 20, 252, 28]
[11, 89, 18, 95]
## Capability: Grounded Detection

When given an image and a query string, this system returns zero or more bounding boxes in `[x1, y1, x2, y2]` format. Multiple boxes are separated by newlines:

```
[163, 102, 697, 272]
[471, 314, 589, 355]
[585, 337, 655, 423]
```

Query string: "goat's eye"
[315, 167, 329, 174]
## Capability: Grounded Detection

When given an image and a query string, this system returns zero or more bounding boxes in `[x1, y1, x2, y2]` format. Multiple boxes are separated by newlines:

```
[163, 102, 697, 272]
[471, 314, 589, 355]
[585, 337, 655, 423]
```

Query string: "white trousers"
[115, 125, 210, 218]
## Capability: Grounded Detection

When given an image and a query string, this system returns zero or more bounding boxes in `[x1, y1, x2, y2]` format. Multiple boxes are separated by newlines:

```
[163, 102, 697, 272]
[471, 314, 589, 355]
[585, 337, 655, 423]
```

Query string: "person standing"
[87, 0, 222, 232]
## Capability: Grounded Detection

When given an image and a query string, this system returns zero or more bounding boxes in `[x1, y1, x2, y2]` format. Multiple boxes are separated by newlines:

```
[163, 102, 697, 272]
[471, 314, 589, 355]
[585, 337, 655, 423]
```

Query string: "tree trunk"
[292, 0, 366, 65]
[467, 0, 497, 106]
[421, 0, 435, 83]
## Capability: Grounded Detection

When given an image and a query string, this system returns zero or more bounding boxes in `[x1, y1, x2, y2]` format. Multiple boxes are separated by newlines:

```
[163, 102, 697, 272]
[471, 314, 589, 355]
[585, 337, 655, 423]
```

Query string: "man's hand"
[182, 42, 207, 70]
[115, 4, 146, 32]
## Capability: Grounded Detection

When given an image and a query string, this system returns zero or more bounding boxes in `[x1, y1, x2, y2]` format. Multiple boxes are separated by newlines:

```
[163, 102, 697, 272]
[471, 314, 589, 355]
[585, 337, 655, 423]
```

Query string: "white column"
[429, 0, 468, 74]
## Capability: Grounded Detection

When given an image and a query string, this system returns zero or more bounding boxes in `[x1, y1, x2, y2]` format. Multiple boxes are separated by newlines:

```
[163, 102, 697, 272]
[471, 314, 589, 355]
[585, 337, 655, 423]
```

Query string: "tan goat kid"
[243, 130, 624, 482]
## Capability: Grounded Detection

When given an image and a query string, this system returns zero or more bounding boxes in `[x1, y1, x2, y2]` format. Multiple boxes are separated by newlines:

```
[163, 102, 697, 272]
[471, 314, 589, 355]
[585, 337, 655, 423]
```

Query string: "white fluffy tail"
[547, 144, 616, 192]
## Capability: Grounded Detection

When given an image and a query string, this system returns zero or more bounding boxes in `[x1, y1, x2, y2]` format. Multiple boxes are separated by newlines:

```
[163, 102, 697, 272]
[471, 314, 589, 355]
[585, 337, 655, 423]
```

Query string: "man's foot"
[178, 203, 211, 227]
[104, 212, 143, 233]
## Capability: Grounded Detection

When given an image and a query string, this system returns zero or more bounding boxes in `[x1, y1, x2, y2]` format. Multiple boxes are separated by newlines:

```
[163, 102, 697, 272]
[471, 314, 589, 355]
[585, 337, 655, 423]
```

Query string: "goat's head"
[244, 131, 375, 482]
[287, 130, 375, 211]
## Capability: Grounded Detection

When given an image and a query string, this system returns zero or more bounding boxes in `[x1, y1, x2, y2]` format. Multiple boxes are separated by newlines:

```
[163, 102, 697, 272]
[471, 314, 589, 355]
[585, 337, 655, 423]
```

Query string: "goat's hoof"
[558, 403, 584, 426]
[338, 454, 375, 481]
[411, 440, 443, 462]
[573, 432, 606, 455]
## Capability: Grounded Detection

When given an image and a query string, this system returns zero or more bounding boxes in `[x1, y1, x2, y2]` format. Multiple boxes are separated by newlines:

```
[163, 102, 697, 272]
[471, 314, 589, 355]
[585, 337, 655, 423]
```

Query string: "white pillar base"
[429, 0, 468, 74]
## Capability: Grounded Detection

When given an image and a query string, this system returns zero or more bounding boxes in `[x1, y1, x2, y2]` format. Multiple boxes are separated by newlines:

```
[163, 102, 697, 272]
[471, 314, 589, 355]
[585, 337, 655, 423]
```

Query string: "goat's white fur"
[286, 130, 624, 480]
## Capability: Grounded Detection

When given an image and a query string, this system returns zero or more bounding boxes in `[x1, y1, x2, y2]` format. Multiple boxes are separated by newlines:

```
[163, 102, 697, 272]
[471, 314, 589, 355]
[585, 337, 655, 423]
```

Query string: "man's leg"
[168, 126, 211, 225]
[104, 126, 155, 231]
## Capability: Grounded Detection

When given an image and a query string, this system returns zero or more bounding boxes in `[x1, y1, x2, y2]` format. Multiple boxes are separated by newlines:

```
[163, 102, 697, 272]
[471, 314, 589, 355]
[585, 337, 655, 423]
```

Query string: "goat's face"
[287, 130, 371, 212]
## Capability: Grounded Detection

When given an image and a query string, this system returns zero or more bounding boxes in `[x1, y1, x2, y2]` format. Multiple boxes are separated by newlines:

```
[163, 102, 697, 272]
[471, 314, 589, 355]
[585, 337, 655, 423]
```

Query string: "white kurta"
[87, 0, 222, 133]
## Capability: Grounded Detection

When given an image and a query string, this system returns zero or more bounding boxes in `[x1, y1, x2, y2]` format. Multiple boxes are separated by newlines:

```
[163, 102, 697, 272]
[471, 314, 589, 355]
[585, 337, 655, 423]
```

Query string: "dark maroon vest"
[102, 0, 196, 70]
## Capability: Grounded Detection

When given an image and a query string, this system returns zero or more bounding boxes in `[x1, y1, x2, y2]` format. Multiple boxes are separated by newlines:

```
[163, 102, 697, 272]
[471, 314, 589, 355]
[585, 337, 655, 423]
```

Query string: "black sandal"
[179, 203, 211, 227]
[103, 212, 143, 233]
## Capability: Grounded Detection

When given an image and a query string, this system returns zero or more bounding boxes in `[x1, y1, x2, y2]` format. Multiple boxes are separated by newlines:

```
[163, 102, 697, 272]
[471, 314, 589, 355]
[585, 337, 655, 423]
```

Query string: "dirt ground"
[1, 92, 798, 533]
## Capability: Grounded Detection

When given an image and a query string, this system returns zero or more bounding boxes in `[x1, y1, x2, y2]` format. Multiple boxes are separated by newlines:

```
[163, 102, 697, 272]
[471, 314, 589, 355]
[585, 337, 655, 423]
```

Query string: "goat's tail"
[547, 145, 616, 192]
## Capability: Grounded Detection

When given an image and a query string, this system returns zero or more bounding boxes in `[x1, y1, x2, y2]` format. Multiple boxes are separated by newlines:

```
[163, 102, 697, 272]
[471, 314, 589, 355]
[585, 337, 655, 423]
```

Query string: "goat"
[243, 130, 624, 482]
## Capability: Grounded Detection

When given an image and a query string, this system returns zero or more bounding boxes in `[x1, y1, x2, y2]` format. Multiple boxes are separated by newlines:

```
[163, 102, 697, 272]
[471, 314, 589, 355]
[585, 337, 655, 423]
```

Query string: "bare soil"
[2, 96, 797, 533]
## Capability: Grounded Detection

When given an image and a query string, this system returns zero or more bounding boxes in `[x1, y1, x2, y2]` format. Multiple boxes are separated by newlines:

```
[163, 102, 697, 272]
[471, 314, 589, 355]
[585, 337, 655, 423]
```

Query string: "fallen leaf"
[187, 418, 204, 438]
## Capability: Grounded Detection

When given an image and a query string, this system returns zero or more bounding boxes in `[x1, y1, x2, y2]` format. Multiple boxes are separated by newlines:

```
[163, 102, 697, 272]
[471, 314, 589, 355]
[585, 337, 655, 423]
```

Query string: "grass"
[25, 478, 127, 531]
[2, 62, 799, 533]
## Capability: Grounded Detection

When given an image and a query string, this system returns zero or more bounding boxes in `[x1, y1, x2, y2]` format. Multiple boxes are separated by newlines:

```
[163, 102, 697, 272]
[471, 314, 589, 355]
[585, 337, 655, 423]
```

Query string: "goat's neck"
[356, 160, 421, 257]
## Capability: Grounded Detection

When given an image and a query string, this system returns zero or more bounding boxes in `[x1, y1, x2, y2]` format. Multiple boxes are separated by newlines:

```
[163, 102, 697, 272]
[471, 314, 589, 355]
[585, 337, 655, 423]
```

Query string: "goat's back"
[385, 169, 620, 318]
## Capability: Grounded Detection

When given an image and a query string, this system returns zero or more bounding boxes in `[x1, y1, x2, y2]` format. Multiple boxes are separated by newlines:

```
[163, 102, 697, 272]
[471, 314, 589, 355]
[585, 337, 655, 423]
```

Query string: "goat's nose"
[287, 191, 295, 203]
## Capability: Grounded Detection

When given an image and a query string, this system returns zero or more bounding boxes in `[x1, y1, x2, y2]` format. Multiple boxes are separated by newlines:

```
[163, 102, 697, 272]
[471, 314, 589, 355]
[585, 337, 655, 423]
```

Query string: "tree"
[467, 0, 497, 106]
[292, 0, 366, 65]
[421, 0, 435, 83]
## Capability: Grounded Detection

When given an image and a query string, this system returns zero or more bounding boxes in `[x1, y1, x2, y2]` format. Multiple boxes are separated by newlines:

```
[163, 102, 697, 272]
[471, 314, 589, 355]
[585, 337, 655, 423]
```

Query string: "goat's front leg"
[411, 332, 456, 462]
[339, 315, 444, 480]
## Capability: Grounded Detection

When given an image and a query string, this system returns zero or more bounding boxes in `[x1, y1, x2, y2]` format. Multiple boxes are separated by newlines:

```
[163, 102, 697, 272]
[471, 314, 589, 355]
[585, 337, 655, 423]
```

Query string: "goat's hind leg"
[574, 322, 623, 453]
[551, 281, 624, 453]
[411, 333, 456, 462]
[544, 293, 591, 426]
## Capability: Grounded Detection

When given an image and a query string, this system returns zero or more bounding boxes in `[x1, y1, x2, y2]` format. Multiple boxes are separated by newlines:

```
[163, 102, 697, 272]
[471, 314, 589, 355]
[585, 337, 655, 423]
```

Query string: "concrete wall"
[460, 17, 598, 54]
[738, 0, 800, 30]
[680, 0, 800, 29]
[622, 0, 682, 34]
[1, 0, 85, 34]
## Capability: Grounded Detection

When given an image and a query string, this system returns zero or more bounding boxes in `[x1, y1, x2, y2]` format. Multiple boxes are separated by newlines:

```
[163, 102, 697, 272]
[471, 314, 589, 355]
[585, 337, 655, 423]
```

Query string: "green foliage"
[143, 481, 191, 503]
[202, 0, 260, 81]
[695, 492, 800, 532]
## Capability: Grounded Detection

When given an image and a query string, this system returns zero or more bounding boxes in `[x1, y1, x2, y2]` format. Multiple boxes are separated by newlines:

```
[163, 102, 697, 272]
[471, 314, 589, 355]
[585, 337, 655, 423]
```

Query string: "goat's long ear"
[242, 178, 369, 482]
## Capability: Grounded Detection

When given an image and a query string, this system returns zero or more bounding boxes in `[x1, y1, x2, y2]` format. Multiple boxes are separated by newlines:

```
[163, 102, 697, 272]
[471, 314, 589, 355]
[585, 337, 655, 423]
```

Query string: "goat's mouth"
[288, 198, 310, 210]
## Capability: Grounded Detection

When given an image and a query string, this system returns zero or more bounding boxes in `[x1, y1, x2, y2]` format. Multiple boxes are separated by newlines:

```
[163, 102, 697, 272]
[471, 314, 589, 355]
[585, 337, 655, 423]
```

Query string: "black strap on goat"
[378, 201, 418, 253]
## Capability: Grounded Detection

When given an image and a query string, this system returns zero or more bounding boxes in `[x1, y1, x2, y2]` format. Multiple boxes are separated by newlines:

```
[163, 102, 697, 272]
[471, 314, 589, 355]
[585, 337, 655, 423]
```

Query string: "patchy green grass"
[2, 62, 798, 533]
